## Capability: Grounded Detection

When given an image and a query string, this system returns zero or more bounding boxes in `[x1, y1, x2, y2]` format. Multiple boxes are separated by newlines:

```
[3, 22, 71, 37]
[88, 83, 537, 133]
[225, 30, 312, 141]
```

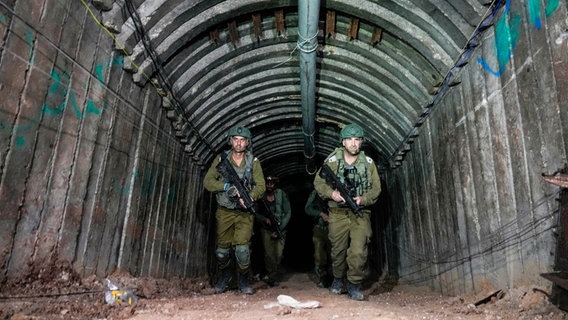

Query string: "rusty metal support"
[325, 11, 335, 38]
[348, 18, 359, 40]
[228, 21, 239, 46]
[209, 29, 219, 45]
[252, 14, 263, 40]
[371, 27, 382, 46]
[275, 10, 285, 37]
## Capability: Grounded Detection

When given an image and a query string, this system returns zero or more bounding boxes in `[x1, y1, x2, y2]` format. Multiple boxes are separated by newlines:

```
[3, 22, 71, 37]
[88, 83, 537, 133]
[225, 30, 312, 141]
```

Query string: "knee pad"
[216, 247, 231, 268]
[234, 244, 250, 268]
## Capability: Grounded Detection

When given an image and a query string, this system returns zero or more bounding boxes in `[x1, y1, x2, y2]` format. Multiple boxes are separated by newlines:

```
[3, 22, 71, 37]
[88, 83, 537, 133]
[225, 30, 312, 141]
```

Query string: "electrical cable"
[0, 290, 103, 301]
[378, 189, 560, 284]
[108, 0, 215, 154]
[380, 0, 506, 170]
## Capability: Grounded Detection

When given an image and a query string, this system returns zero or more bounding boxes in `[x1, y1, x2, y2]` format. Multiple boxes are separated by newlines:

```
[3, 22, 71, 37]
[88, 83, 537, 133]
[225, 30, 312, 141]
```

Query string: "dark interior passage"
[0, 2, 567, 314]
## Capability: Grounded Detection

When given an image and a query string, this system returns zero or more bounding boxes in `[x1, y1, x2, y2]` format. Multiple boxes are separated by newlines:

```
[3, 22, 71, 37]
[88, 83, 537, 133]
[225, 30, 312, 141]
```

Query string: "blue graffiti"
[478, 0, 559, 76]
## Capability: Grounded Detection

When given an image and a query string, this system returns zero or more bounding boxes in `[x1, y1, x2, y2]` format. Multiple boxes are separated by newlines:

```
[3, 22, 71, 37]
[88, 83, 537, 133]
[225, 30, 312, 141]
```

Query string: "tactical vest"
[216, 150, 254, 209]
[325, 147, 373, 196]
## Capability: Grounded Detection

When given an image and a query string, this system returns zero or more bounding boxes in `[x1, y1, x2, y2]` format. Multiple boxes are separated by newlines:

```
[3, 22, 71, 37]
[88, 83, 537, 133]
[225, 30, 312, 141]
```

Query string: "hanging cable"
[122, 0, 214, 154]
[379, 0, 506, 170]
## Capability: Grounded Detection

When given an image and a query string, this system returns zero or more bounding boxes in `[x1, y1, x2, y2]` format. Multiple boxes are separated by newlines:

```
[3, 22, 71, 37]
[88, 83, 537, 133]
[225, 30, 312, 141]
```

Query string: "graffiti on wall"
[0, 50, 123, 147]
[478, 0, 559, 76]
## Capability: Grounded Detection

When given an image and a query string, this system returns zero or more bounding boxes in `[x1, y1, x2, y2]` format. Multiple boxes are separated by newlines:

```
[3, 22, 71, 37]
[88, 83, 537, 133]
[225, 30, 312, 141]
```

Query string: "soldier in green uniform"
[255, 176, 291, 286]
[204, 126, 266, 295]
[305, 189, 332, 288]
[313, 123, 381, 301]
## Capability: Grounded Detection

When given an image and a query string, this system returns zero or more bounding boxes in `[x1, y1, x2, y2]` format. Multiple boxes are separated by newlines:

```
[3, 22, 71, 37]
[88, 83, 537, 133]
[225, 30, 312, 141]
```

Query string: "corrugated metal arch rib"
[99, 0, 491, 174]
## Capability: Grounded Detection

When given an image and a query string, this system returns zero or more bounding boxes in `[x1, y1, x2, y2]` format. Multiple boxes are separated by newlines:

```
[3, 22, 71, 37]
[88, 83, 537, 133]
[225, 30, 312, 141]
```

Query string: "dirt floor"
[1, 265, 567, 320]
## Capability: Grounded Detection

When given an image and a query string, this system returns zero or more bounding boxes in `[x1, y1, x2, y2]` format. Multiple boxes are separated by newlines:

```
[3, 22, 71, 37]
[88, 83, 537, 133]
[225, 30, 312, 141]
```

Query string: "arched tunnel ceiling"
[94, 0, 492, 178]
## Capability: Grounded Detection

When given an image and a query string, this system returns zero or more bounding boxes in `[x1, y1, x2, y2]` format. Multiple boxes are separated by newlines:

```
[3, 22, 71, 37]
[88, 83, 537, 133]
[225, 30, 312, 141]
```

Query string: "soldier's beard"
[345, 147, 360, 156]
[232, 146, 246, 153]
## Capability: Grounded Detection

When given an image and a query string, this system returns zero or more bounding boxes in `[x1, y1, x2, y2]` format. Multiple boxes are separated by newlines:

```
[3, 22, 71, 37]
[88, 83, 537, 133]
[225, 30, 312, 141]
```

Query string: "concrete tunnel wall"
[0, 1, 209, 282]
[383, 1, 568, 295]
[0, 0, 567, 297]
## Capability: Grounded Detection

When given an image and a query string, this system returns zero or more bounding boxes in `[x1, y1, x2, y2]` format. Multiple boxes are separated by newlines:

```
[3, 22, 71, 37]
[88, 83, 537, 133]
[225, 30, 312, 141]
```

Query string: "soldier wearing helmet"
[313, 123, 381, 301]
[255, 175, 291, 287]
[204, 126, 265, 295]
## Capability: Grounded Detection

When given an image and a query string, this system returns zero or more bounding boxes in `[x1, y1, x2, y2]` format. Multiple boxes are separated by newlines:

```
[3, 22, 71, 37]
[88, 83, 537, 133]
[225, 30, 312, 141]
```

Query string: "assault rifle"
[216, 153, 257, 215]
[319, 164, 361, 215]
[259, 197, 284, 239]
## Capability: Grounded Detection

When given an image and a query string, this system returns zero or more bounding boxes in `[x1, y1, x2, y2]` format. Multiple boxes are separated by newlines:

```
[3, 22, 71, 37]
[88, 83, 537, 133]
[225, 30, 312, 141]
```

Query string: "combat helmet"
[228, 126, 252, 140]
[265, 176, 279, 184]
[339, 123, 364, 141]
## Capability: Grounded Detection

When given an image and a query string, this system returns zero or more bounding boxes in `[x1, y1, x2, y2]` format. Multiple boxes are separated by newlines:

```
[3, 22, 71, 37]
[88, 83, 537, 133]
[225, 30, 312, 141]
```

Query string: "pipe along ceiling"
[94, 0, 497, 177]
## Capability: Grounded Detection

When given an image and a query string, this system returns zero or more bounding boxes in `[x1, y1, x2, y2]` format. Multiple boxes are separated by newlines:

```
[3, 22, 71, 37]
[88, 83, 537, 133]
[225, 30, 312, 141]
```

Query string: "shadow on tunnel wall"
[196, 190, 217, 286]
[365, 177, 400, 293]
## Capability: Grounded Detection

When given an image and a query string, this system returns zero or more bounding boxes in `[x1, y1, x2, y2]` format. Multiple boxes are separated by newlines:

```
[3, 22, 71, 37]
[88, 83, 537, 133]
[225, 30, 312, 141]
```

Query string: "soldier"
[255, 176, 291, 286]
[305, 189, 332, 288]
[204, 126, 266, 295]
[313, 123, 381, 301]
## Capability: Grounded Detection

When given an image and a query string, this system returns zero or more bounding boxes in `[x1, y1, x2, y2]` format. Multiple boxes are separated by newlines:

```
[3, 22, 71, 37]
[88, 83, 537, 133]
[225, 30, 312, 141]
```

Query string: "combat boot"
[238, 274, 254, 295]
[214, 269, 233, 294]
[347, 281, 364, 301]
[329, 277, 344, 295]
[263, 275, 279, 287]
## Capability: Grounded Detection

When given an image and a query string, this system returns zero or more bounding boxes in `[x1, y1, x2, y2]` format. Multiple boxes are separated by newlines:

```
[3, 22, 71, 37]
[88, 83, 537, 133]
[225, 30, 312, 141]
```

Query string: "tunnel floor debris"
[0, 265, 565, 320]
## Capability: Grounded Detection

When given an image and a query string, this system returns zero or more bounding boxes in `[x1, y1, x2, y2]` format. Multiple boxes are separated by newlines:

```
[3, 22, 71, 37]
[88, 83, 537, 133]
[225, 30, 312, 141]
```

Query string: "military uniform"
[313, 125, 381, 301]
[305, 190, 332, 287]
[255, 187, 291, 285]
[204, 127, 265, 295]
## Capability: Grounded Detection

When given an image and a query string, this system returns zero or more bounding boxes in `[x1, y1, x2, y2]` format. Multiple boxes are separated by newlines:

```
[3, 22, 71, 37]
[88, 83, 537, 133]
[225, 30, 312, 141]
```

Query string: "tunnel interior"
[0, 0, 566, 310]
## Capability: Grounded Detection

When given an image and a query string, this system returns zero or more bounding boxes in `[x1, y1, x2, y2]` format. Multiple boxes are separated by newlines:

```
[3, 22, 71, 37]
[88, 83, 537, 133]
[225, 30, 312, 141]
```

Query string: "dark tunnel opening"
[251, 173, 317, 276]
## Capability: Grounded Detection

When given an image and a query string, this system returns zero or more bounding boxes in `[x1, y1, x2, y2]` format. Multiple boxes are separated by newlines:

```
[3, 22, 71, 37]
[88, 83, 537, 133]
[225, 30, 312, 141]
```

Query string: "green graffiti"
[26, 30, 34, 58]
[546, 0, 559, 16]
[85, 100, 101, 115]
[168, 189, 176, 204]
[478, 0, 558, 76]
[94, 57, 122, 83]
[16, 136, 26, 147]
[43, 70, 68, 115]
[528, 0, 559, 28]
[495, 13, 520, 72]
[527, 0, 541, 29]
[1, 56, 119, 148]
[0, 115, 39, 148]
[68, 88, 102, 119]
[43, 68, 103, 119]
[95, 64, 105, 82]
[114, 56, 123, 66]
